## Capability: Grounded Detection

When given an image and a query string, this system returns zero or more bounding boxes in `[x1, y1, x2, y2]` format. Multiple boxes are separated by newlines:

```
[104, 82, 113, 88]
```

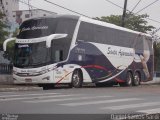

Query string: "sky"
[19, 0, 160, 36]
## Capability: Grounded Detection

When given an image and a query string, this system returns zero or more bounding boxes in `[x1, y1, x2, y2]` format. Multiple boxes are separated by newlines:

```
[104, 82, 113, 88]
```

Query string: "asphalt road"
[0, 85, 160, 120]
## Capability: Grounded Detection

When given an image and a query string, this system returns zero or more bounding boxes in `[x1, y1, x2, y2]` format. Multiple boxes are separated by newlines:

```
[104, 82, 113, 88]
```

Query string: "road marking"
[0, 93, 60, 98]
[25, 96, 113, 103]
[101, 102, 160, 110]
[137, 108, 160, 114]
[0, 94, 81, 102]
[61, 98, 142, 106]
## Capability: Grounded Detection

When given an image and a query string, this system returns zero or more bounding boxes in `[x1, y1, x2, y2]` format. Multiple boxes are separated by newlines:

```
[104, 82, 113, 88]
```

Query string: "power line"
[44, 0, 91, 18]
[19, 0, 56, 15]
[130, 0, 142, 13]
[27, 0, 32, 16]
[104, 0, 160, 24]
[104, 0, 124, 10]
[135, 0, 159, 14]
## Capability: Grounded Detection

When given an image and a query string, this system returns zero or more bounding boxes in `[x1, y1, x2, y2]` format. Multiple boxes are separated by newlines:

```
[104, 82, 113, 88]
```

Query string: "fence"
[154, 71, 160, 77]
[0, 63, 13, 74]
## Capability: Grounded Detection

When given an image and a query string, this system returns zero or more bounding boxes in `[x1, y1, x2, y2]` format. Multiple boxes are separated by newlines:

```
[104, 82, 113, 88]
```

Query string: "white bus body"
[3, 15, 153, 88]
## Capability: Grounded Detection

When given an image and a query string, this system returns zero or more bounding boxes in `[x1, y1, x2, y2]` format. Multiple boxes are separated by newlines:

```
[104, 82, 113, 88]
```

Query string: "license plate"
[25, 78, 32, 83]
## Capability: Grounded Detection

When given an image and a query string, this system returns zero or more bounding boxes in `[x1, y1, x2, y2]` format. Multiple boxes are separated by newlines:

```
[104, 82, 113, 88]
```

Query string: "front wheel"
[71, 69, 83, 88]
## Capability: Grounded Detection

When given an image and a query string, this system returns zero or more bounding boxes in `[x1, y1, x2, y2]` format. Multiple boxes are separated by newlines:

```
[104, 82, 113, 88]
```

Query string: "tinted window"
[50, 18, 78, 62]
[77, 22, 94, 42]
[133, 35, 144, 52]
[17, 18, 57, 39]
[77, 21, 145, 49]
[51, 37, 71, 62]
[55, 18, 78, 38]
[93, 25, 106, 43]
[17, 17, 78, 39]
[14, 42, 50, 68]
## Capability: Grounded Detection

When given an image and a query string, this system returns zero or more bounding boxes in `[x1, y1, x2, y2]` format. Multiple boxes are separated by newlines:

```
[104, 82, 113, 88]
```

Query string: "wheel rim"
[134, 73, 140, 85]
[127, 73, 132, 85]
[72, 71, 80, 86]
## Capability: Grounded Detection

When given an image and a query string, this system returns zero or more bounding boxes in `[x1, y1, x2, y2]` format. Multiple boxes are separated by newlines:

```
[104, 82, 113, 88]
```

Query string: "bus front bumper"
[13, 72, 53, 84]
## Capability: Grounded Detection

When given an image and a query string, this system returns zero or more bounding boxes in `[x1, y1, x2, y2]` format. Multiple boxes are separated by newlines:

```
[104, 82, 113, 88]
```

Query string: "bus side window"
[55, 50, 63, 62]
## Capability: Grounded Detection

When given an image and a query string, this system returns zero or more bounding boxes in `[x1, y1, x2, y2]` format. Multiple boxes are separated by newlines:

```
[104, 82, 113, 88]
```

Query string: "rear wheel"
[71, 69, 83, 88]
[133, 72, 141, 86]
[119, 72, 133, 87]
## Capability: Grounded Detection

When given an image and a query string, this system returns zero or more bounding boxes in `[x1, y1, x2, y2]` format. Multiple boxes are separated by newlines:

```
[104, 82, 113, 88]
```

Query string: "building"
[0, 1, 57, 32]
[13, 9, 57, 25]
[0, 0, 19, 22]
[0, 0, 19, 33]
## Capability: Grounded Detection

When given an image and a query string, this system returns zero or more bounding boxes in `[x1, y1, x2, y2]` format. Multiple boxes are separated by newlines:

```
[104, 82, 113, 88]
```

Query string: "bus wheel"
[133, 72, 141, 86]
[119, 72, 133, 87]
[71, 69, 83, 88]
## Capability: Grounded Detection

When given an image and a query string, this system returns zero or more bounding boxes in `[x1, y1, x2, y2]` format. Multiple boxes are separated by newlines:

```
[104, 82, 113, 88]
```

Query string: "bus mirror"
[3, 52, 9, 59]
[3, 38, 16, 51]
[46, 34, 68, 48]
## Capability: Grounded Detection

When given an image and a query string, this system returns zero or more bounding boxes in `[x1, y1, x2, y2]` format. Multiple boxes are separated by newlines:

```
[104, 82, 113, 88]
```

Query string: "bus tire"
[133, 72, 141, 86]
[119, 72, 133, 87]
[71, 69, 83, 88]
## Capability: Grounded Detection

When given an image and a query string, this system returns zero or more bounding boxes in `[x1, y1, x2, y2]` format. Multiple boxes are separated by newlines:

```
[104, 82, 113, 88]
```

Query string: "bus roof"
[23, 14, 79, 23]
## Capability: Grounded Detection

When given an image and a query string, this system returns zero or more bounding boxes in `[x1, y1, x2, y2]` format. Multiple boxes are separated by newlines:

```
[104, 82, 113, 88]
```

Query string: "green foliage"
[0, 11, 9, 50]
[12, 28, 19, 37]
[94, 12, 155, 33]
[0, 11, 15, 62]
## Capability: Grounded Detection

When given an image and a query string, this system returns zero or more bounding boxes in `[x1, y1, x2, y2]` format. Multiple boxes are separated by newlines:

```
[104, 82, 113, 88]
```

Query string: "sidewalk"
[0, 74, 43, 92]
[141, 77, 160, 85]
[0, 84, 43, 92]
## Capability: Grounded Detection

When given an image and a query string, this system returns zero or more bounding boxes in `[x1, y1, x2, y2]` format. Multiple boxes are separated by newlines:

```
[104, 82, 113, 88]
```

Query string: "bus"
[3, 15, 153, 88]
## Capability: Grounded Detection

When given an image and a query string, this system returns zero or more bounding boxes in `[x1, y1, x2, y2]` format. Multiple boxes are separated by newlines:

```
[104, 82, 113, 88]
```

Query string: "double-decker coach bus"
[3, 15, 153, 88]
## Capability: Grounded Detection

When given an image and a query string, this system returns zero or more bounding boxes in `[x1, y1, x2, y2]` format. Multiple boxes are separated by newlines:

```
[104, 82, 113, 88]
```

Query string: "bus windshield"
[17, 18, 57, 39]
[14, 16, 78, 68]
[14, 42, 50, 68]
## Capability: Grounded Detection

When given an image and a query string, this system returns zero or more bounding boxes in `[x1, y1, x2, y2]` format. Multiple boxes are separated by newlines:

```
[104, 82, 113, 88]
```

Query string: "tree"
[0, 11, 9, 50]
[0, 11, 15, 62]
[94, 12, 154, 33]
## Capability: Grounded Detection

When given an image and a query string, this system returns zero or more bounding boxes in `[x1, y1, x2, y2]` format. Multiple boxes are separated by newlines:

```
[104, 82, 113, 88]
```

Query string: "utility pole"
[121, 0, 128, 27]
[28, 0, 32, 16]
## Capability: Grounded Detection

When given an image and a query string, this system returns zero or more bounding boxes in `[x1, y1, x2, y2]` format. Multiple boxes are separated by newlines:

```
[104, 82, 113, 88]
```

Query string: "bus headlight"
[42, 76, 50, 81]
[13, 70, 17, 74]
